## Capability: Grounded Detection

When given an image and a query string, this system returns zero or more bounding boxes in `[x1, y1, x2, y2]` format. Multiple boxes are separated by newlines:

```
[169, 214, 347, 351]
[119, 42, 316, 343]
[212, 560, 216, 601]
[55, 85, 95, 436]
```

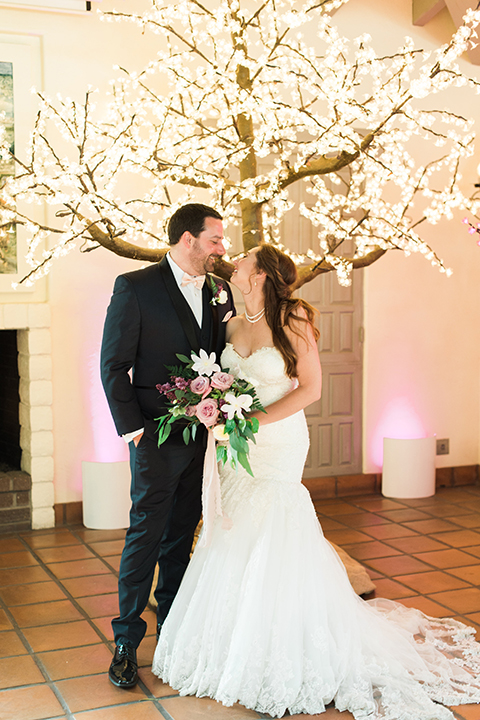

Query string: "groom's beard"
[203, 255, 221, 273]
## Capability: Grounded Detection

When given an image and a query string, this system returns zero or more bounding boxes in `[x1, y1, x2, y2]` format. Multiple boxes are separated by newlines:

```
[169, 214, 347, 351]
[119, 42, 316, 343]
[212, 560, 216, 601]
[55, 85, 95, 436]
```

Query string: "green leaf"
[228, 431, 241, 452]
[157, 421, 172, 446]
[243, 425, 255, 442]
[230, 432, 248, 454]
[237, 451, 253, 476]
[155, 414, 169, 429]
[216, 445, 228, 465]
[229, 446, 238, 469]
[176, 353, 192, 364]
[249, 417, 260, 433]
[225, 418, 235, 433]
[191, 423, 197, 441]
[156, 415, 172, 444]
[183, 425, 190, 445]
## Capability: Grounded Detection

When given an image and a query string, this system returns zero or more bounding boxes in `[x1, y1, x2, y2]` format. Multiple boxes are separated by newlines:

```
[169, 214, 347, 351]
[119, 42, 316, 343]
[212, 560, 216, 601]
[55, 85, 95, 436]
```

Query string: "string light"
[0, 0, 480, 286]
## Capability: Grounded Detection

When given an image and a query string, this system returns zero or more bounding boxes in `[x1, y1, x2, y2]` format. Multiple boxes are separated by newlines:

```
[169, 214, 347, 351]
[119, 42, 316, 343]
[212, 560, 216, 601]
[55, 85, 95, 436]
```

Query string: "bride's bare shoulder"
[225, 314, 245, 341]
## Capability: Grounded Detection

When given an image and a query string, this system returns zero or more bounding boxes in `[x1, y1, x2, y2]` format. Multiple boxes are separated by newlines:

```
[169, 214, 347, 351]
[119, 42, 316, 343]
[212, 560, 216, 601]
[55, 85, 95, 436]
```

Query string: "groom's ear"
[180, 231, 192, 247]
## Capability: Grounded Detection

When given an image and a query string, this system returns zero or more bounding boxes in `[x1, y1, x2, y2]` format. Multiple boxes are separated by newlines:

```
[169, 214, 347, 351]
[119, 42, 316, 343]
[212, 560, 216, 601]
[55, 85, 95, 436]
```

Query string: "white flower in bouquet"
[191, 349, 221, 377]
[222, 392, 253, 420]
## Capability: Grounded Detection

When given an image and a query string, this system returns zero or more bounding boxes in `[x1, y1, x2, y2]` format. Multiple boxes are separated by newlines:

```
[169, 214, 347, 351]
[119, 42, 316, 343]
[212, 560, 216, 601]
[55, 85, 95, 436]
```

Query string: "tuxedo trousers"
[112, 430, 205, 648]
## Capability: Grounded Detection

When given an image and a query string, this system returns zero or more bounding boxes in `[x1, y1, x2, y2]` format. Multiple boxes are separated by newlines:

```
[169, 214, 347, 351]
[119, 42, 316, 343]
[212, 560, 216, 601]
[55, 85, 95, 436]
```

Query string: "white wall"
[333, 0, 480, 472]
[1, 0, 479, 501]
[0, 0, 157, 501]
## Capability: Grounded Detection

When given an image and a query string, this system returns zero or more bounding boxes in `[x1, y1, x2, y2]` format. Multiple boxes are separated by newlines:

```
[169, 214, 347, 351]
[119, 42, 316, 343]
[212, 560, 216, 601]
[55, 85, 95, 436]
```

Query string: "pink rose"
[195, 398, 219, 427]
[185, 405, 197, 417]
[190, 376, 211, 397]
[210, 371, 234, 391]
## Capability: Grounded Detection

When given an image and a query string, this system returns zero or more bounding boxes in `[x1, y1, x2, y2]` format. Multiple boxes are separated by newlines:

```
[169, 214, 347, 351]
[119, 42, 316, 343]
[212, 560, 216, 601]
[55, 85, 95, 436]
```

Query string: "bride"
[153, 245, 480, 719]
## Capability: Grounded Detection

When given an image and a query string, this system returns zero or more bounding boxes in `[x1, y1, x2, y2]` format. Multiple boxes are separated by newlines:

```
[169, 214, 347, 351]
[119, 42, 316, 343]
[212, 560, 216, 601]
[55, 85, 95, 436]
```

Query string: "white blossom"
[222, 393, 253, 420]
[191, 349, 220, 377]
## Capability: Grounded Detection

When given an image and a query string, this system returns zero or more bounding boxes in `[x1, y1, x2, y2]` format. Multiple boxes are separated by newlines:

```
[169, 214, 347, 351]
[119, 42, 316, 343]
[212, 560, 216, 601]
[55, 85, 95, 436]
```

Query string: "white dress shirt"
[166, 252, 204, 327]
[123, 253, 205, 444]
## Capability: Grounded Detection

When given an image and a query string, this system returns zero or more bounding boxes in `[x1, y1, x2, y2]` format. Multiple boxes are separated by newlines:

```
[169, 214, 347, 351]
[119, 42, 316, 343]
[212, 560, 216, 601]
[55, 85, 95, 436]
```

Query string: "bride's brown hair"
[254, 244, 320, 378]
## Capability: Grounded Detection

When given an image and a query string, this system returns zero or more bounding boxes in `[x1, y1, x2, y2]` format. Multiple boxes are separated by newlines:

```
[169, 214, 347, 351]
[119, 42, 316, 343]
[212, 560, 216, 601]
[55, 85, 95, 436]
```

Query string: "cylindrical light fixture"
[82, 460, 131, 529]
[382, 437, 436, 499]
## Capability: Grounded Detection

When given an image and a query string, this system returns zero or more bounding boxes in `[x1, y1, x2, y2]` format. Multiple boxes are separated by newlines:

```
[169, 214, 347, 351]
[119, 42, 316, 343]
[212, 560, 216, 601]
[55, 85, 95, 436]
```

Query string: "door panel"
[288, 219, 364, 478]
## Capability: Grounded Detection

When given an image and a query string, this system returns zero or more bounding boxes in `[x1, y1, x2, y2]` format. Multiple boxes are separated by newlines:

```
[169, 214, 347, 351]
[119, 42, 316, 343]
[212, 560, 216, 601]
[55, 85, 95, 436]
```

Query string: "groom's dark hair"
[168, 203, 223, 245]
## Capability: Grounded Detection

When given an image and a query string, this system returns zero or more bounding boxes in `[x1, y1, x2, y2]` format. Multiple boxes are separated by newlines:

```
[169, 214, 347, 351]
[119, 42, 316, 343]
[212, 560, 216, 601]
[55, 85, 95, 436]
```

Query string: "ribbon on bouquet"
[197, 428, 232, 547]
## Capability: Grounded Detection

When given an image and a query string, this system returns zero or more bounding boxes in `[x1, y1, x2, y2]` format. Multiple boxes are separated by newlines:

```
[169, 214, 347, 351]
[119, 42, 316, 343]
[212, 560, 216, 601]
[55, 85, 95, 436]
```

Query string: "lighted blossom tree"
[1, 0, 480, 288]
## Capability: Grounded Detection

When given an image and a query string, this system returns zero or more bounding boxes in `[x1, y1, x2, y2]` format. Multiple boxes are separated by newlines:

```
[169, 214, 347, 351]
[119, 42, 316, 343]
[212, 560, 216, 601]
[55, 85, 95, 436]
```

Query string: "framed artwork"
[0, 60, 15, 275]
[0, 34, 42, 295]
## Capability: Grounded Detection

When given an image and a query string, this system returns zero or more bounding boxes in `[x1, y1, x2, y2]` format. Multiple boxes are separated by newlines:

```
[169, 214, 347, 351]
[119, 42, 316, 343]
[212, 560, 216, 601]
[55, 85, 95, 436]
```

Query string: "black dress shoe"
[108, 644, 138, 688]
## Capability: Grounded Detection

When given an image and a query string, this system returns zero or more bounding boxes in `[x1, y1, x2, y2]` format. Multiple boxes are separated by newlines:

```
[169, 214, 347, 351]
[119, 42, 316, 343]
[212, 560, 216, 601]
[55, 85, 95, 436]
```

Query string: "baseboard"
[54, 465, 480, 527]
[54, 501, 83, 526]
[303, 465, 479, 502]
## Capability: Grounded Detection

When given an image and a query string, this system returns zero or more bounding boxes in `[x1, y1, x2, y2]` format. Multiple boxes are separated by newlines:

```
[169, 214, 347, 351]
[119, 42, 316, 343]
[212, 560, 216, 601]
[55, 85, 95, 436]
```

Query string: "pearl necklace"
[245, 308, 265, 324]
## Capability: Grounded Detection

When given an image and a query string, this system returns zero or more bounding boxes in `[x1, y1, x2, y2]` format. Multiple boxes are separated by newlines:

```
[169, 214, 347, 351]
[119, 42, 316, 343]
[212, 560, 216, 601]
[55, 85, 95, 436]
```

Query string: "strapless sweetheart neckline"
[225, 341, 277, 360]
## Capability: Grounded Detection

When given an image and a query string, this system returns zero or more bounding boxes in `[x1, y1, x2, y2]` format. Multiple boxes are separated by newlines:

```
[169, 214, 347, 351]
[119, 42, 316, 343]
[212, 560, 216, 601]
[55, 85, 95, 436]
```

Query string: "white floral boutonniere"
[209, 277, 228, 306]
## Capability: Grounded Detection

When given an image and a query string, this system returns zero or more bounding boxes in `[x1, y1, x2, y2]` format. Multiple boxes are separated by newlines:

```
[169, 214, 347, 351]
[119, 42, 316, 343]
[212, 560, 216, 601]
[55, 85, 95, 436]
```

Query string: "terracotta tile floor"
[2, 487, 480, 719]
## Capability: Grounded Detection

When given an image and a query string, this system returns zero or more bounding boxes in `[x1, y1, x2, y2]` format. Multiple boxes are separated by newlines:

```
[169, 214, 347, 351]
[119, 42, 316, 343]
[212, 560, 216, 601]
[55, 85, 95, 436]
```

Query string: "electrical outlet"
[436, 439, 449, 455]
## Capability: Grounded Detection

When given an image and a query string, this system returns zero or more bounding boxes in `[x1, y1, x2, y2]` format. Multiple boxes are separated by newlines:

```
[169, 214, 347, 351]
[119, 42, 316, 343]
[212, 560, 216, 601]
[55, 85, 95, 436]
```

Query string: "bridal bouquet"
[155, 349, 264, 475]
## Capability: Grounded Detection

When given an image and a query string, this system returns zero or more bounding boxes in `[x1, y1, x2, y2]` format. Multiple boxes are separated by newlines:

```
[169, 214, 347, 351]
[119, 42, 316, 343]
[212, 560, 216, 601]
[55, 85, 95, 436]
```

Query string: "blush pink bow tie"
[181, 272, 205, 290]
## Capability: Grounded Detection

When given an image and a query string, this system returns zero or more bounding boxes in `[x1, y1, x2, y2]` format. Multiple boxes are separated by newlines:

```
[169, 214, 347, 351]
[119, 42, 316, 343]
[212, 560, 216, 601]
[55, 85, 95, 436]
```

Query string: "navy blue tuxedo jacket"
[100, 256, 235, 441]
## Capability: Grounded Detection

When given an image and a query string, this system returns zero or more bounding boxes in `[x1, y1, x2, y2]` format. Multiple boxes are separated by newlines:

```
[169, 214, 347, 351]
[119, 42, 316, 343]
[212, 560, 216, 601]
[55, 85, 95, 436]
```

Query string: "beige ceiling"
[413, 0, 480, 63]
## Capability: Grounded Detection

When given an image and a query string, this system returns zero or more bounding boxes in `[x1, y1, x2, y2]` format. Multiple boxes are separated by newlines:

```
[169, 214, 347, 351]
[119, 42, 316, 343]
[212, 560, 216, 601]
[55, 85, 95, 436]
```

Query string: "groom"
[100, 203, 235, 688]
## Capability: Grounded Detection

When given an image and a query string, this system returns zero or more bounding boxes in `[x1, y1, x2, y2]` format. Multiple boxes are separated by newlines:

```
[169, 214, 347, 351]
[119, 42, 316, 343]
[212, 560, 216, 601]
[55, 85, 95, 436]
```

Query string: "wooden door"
[281, 181, 364, 477]
[298, 271, 363, 477]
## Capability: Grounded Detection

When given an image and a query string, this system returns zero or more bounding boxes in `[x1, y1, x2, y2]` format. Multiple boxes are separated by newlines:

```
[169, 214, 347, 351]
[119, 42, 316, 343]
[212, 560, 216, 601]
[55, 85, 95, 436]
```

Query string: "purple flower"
[175, 377, 189, 390]
[156, 382, 173, 394]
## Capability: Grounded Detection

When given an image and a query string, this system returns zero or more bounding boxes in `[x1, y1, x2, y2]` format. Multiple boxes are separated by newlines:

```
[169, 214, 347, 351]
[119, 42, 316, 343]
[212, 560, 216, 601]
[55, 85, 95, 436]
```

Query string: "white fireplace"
[0, 302, 54, 529]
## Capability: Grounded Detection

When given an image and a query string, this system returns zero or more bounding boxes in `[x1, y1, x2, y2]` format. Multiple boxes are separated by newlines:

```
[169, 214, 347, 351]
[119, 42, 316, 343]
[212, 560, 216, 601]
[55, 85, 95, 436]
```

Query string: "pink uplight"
[371, 396, 427, 468]
[87, 347, 129, 463]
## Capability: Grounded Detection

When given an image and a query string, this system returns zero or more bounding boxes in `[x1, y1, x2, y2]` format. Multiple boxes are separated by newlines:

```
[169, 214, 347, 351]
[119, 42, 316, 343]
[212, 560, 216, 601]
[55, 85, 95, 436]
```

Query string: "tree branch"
[292, 247, 387, 289]
[279, 132, 375, 190]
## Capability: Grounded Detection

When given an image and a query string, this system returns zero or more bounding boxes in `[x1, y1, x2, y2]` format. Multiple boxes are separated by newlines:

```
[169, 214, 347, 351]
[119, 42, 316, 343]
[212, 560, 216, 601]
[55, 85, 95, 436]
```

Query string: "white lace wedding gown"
[152, 344, 480, 719]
